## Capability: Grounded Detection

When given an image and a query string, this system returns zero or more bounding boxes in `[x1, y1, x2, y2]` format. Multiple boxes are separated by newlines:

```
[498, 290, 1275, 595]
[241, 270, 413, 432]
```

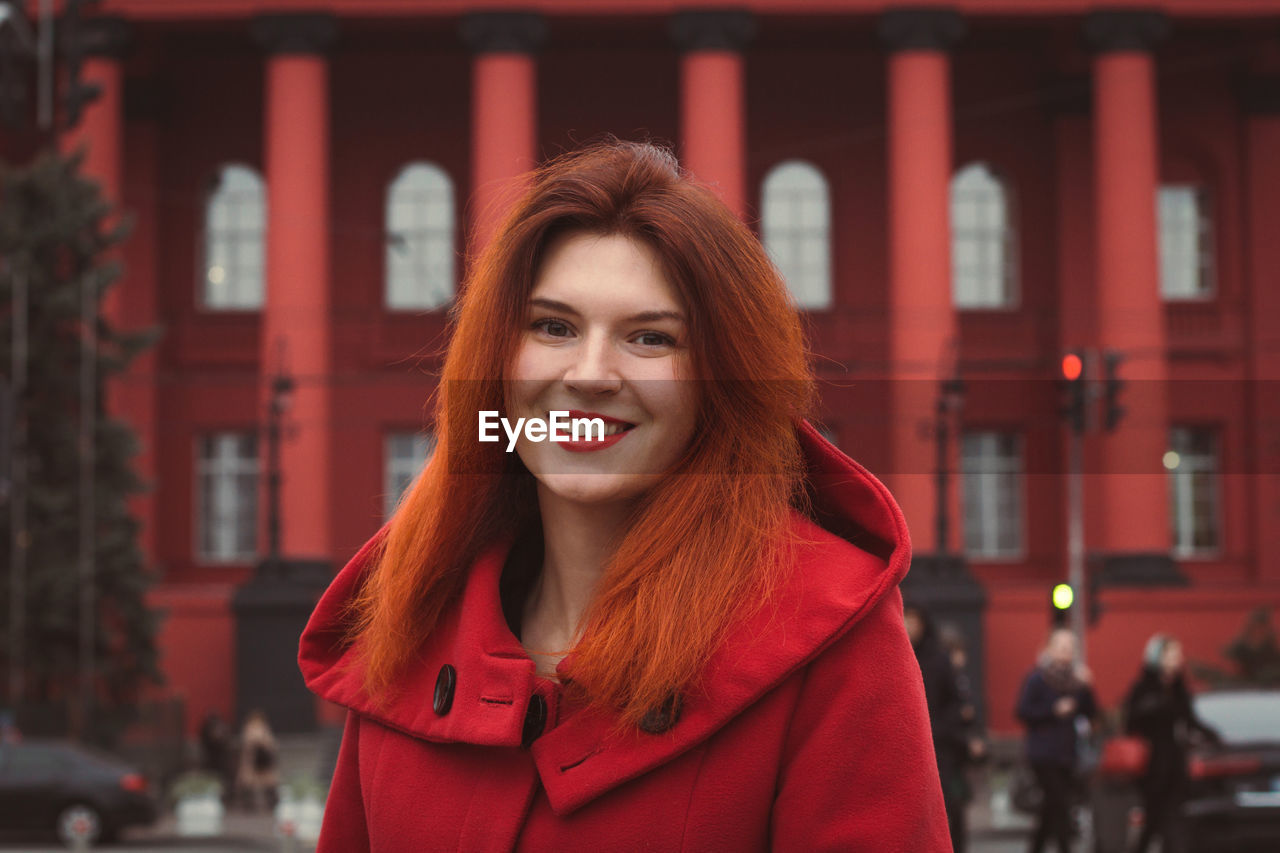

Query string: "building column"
[1241, 72, 1280, 584]
[1084, 10, 1179, 584]
[60, 17, 128, 235]
[670, 10, 754, 218]
[460, 12, 546, 253]
[252, 14, 337, 563]
[878, 8, 965, 554]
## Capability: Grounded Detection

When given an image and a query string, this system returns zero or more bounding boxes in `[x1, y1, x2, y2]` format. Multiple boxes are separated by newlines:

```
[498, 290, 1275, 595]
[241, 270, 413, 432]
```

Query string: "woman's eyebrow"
[626, 310, 685, 324]
[529, 297, 580, 316]
[529, 298, 685, 325]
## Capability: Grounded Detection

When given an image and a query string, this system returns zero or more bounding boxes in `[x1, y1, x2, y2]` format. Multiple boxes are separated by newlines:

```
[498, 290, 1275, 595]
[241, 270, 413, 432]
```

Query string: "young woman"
[1015, 628, 1097, 853]
[299, 141, 950, 850]
[1124, 634, 1221, 853]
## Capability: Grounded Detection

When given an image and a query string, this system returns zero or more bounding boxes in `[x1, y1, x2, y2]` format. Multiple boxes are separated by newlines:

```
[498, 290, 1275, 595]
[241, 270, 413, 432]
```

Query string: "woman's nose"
[563, 335, 622, 396]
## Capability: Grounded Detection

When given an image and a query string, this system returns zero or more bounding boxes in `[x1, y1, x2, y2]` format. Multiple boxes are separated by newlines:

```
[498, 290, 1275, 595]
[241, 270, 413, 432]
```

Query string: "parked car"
[1093, 688, 1280, 853]
[1180, 689, 1280, 852]
[0, 738, 158, 845]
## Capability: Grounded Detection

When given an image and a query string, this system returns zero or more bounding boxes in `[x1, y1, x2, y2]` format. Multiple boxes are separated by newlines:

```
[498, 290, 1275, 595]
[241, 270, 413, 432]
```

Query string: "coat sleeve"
[1176, 682, 1222, 744]
[1078, 684, 1098, 721]
[771, 586, 953, 852]
[317, 711, 371, 853]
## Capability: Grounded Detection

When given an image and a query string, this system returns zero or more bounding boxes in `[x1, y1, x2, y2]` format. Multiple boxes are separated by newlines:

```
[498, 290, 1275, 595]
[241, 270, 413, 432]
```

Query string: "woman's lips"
[559, 410, 635, 453]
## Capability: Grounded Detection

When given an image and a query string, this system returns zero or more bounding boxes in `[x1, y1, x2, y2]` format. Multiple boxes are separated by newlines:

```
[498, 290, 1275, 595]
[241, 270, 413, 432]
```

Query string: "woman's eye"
[634, 331, 676, 348]
[533, 318, 572, 338]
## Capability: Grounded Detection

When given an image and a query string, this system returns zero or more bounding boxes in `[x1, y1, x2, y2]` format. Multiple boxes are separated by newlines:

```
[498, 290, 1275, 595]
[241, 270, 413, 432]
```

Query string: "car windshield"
[1194, 692, 1280, 745]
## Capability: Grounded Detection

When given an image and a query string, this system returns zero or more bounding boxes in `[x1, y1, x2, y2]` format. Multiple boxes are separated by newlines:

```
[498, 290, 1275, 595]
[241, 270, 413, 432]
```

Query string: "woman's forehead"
[531, 233, 684, 315]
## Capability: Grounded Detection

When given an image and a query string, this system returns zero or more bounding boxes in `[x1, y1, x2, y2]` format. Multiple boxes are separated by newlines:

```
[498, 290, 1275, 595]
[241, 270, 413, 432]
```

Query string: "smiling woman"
[298, 140, 952, 851]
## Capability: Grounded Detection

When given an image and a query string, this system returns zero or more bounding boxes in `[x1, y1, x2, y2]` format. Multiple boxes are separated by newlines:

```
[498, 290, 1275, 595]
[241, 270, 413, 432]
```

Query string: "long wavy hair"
[349, 140, 814, 728]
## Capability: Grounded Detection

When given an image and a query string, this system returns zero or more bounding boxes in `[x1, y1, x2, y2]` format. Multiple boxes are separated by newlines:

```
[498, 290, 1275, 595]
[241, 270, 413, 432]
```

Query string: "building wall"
[25, 5, 1277, 735]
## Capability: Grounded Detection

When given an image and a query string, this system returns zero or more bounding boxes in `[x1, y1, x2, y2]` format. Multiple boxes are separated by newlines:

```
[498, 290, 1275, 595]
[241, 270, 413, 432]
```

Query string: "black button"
[433, 664, 456, 715]
[522, 694, 547, 747]
[639, 694, 681, 734]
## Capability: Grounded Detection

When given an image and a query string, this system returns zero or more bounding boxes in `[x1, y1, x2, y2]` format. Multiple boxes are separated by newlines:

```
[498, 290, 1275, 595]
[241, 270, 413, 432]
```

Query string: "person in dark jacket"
[198, 711, 234, 803]
[1124, 633, 1222, 853]
[1016, 628, 1097, 853]
[906, 603, 972, 852]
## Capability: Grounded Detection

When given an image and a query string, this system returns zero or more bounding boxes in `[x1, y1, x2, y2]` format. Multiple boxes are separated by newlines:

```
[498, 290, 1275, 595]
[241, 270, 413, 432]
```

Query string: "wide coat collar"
[298, 420, 912, 815]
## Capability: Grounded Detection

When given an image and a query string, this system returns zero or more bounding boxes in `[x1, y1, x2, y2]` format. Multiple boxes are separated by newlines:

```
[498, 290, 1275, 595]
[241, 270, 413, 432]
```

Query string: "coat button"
[639, 694, 682, 734]
[433, 664, 456, 715]
[522, 694, 547, 747]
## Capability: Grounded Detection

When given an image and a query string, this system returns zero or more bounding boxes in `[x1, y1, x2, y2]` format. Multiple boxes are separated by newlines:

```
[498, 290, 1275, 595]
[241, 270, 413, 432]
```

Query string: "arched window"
[1158, 184, 1214, 299]
[761, 160, 832, 310]
[202, 164, 265, 309]
[386, 162, 456, 310]
[951, 162, 1016, 309]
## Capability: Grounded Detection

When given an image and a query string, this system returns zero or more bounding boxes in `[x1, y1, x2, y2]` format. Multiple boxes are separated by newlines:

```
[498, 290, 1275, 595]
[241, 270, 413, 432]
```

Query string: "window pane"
[762, 160, 832, 310]
[196, 432, 259, 562]
[384, 431, 436, 520]
[1158, 185, 1213, 299]
[203, 165, 266, 310]
[386, 163, 456, 311]
[961, 430, 1023, 558]
[952, 162, 1015, 309]
[1167, 425, 1220, 556]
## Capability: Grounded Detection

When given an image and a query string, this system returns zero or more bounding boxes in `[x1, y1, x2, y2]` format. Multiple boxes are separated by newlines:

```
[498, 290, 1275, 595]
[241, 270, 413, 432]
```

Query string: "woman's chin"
[535, 472, 659, 507]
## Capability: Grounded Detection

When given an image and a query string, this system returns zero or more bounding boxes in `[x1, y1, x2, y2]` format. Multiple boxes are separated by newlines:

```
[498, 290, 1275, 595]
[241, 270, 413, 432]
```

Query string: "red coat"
[299, 424, 952, 851]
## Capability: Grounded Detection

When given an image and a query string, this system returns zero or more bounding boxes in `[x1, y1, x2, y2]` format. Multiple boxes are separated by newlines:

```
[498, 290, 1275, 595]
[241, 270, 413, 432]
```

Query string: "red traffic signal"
[1061, 352, 1084, 382]
[1059, 350, 1088, 434]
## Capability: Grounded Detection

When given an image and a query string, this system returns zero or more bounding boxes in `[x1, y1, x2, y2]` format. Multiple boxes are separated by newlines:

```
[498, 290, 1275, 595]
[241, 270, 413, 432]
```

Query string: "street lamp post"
[934, 375, 966, 558]
[264, 371, 294, 572]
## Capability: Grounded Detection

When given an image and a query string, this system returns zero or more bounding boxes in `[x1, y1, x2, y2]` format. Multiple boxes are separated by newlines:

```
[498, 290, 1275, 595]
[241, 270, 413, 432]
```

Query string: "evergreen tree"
[0, 149, 162, 743]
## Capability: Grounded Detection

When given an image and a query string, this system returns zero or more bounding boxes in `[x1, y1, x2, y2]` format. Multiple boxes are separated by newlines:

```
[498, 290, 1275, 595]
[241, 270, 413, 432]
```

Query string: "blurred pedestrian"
[1124, 633, 1222, 853]
[939, 622, 989, 765]
[1223, 607, 1280, 684]
[235, 709, 279, 812]
[198, 711, 233, 800]
[1016, 628, 1097, 853]
[905, 604, 973, 852]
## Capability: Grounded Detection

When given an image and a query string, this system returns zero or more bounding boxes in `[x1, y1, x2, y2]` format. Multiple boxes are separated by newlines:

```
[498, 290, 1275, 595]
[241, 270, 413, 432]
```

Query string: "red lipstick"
[558, 410, 635, 453]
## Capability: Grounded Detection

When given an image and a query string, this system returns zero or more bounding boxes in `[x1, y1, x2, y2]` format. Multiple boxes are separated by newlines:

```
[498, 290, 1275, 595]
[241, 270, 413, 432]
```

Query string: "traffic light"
[1051, 583, 1074, 628]
[1102, 349, 1126, 432]
[1059, 350, 1088, 434]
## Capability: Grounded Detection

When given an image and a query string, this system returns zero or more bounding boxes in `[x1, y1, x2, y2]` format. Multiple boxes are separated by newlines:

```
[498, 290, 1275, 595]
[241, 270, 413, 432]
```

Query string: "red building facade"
[19, 0, 1280, 734]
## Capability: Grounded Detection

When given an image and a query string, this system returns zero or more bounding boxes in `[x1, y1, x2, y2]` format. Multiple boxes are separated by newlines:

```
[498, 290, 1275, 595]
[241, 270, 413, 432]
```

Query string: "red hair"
[350, 141, 814, 728]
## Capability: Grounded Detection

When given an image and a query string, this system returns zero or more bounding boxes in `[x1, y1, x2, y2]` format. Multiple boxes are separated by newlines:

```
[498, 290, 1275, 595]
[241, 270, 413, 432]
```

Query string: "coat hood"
[298, 419, 912, 814]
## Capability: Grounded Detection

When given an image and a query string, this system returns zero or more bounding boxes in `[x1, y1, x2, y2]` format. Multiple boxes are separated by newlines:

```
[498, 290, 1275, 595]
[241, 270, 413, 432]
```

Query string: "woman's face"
[506, 232, 700, 508]
[1160, 640, 1184, 676]
[1047, 629, 1076, 665]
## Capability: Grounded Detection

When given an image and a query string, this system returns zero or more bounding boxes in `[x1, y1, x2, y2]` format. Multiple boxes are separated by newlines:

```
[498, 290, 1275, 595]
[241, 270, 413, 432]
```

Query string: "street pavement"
[0, 728, 1050, 851]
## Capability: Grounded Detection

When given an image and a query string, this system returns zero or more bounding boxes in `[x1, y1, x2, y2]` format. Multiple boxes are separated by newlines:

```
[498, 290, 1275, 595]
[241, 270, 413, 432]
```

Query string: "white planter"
[176, 792, 224, 837]
[276, 793, 325, 843]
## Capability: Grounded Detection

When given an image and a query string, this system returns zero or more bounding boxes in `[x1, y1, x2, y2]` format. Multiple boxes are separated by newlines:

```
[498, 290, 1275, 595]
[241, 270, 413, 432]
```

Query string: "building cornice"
[1083, 9, 1170, 54]
[459, 11, 548, 54]
[877, 8, 966, 52]
[251, 13, 339, 56]
[669, 9, 756, 53]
